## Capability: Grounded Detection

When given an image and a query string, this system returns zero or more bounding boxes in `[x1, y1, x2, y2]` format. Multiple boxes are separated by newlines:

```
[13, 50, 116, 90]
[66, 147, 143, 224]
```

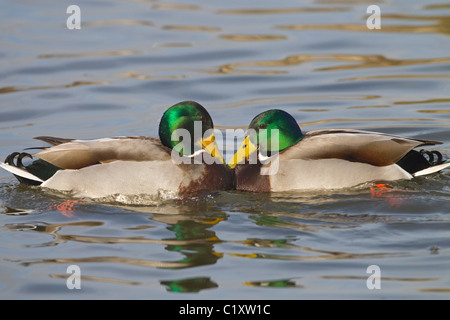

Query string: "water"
[1, 0, 449, 299]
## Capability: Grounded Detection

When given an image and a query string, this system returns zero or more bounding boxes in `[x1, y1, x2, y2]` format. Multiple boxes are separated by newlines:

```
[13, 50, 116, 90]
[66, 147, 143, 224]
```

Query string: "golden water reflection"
[347, 105, 390, 109]
[162, 25, 221, 32]
[320, 275, 438, 282]
[417, 110, 450, 114]
[120, 71, 185, 80]
[424, 4, 450, 10]
[301, 117, 450, 127]
[277, 12, 450, 36]
[217, 94, 381, 110]
[15, 214, 225, 269]
[38, 50, 139, 59]
[277, 23, 449, 35]
[340, 74, 450, 82]
[9, 207, 402, 272]
[228, 249, 400, 261]
[394, 98, 450, 105]
[152, 3, 201, 11]
[220, 34, 287, 41]
[420, 288, 450, 293]
[0, 81, 109, 95]
[315, 0, 383, 3]
[83, 20, 153, 27]
[50, 273, 141, 286]
[212, 53, 450, 75]
[217, 7, 350, 15]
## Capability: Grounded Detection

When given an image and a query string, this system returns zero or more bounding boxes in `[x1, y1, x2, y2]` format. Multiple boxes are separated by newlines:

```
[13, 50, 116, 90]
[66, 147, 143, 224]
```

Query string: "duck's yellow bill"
[227, 135, 258, 169]
[200, 132, 225, 165]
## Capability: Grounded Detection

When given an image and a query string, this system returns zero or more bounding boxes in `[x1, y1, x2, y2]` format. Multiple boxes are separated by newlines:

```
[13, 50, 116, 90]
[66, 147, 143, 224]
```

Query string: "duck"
[228, 109, 450, 192]
[0, 101, 235, 199]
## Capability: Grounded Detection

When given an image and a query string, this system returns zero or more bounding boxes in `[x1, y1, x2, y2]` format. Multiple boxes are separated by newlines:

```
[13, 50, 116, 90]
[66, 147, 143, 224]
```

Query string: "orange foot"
[49, 200, 85, 218]
[370, 183, 391, 191]
[370, 183, 407, 208]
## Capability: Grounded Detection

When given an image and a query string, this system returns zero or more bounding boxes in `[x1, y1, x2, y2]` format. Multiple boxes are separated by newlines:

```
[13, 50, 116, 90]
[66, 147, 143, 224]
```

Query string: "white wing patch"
[413, 161, 450, 177]
[0, 161, 44, 183]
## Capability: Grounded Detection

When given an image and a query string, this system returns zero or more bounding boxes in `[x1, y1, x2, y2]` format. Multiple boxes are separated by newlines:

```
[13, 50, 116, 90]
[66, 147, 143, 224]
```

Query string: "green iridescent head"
[247, 109, 304, 153]
[228, 109, 304, 168]
[159, 101, 224, 163]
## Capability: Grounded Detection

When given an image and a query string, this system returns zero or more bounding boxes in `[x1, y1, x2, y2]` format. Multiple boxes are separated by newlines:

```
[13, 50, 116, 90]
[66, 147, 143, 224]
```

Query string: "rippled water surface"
[1, 0, 450, 299]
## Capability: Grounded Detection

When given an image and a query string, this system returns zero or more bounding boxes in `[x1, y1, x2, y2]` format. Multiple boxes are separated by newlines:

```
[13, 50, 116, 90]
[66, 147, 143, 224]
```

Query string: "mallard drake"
[0, 101, 234, 199]
[228, 109, 450, 192]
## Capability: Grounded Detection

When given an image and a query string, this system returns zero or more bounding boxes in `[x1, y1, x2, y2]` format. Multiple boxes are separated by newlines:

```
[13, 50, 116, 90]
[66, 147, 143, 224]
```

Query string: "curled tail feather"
[1, 152, 61, 185]
[397, 149, 449, 177]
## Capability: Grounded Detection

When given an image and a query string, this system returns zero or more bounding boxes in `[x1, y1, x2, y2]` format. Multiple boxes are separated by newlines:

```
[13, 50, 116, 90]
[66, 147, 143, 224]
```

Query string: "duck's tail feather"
[397, 149, 449, 177]
[1, 152, 61, 185]
[413, 160, 450, 177]
[0, 161, 44, 184]
[34, 136, 75, 146]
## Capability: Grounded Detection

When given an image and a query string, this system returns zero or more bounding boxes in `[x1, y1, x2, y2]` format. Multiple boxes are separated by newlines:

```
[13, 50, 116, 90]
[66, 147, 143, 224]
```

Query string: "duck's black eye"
[259, 123, 268, 129]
